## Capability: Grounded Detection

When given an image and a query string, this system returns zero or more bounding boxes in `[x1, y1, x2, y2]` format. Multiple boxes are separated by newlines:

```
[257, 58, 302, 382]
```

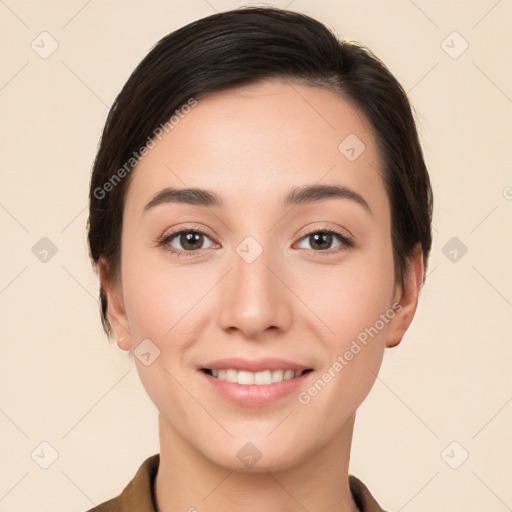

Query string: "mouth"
[199, 359, 315, 406]
[201, 368, 313, 385]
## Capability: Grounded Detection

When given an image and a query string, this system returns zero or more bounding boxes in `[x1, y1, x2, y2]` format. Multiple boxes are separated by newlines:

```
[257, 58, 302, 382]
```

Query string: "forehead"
[124, 79, 388, 217]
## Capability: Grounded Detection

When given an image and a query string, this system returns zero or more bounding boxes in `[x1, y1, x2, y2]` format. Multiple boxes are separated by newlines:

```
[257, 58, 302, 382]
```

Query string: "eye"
[157, 228, 216, 257]
[295, 228, 353, 255]
[157, 226, 353, 258]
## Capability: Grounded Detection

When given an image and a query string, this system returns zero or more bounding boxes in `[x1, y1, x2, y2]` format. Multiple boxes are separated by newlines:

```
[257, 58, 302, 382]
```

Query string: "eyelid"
[294, 223, 354, 243]
[157, 225, 218, 255]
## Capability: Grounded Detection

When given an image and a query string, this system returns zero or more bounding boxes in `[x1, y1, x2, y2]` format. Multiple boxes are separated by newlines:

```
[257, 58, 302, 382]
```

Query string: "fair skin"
[99, 79, 423, 512]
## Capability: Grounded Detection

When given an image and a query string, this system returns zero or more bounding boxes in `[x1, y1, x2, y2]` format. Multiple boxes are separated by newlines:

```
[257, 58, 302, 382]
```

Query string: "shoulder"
[82, 453, 160, 512]
[83, 496, 119, 512]
[349, 474, 392, 512]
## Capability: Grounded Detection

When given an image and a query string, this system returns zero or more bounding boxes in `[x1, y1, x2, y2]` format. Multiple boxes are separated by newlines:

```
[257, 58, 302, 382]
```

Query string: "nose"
[217, 238, 293, 340]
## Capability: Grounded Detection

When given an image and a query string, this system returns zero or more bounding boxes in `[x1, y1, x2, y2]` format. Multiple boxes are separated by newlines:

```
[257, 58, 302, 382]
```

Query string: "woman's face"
[105, 80, 419, 472]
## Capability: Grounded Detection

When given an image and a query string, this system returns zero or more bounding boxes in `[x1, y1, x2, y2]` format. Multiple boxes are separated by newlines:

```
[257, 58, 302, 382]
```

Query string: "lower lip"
[199, 370, 313, 407]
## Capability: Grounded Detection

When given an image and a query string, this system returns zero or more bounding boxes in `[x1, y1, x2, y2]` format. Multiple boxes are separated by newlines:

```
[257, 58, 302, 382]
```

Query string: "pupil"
[312, 233, 331, 250]
[182, 232, 202, 249]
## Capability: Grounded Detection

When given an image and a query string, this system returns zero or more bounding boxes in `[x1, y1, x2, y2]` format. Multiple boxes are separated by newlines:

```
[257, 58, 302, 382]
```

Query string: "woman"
[86, 6, 432, 512]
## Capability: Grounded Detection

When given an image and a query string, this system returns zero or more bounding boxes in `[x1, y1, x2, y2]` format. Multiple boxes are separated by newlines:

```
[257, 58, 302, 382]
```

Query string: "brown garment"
[84, 453, 389, 512]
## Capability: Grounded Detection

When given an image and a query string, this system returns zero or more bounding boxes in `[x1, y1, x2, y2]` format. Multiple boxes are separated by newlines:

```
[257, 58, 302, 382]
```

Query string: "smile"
[202, 368, 313, 385]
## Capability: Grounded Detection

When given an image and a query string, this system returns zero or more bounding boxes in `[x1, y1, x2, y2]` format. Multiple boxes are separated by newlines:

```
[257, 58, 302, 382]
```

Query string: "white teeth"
[255, 370, 271, 385]
[284, 369, 295, 380]
[226, 369, 238, 383]
[208, 368, 306, 385]
[237, 371, 254, 385]
[271, 369, 284, 383]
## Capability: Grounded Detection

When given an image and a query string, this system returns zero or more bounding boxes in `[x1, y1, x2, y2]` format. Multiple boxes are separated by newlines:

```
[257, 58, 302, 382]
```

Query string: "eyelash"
[156, 226, 354, 258]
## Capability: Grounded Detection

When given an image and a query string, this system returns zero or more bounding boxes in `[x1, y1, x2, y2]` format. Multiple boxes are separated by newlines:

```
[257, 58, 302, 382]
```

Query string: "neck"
[154, 413, 360, 512]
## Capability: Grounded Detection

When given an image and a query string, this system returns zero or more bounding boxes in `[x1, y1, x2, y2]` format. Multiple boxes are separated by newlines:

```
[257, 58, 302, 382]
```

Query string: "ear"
[385, 243, 424, 348]
[98, 257, 132, 351]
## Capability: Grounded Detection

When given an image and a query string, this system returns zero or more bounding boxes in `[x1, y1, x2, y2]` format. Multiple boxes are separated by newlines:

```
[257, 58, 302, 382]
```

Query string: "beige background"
[1, 0, 511, 510]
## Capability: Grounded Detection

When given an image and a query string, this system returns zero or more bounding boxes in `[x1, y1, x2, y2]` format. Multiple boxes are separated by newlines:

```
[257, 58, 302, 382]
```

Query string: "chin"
[203, 438, 310, 474]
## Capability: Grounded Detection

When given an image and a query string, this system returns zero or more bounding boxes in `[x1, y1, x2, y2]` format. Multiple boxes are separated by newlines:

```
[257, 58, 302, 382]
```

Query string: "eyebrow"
[143, 184, 372, 215]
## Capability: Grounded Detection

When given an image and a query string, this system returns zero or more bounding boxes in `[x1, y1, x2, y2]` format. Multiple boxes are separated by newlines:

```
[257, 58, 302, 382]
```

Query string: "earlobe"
[385, 244, 424, 348]
[97, 257, 132, 351]
[117, 336, 131, 352]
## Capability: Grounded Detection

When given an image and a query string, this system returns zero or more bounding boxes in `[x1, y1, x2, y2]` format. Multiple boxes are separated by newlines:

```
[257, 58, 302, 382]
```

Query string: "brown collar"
[86, 453, 389, 512]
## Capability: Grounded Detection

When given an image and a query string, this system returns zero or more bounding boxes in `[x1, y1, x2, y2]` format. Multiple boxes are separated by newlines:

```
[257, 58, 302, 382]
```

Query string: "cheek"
[121, 261, 207, 342]
[297, 271, 394, 431]
[119, 222, 202, 337]
[304, 268, 392, 385]
[119, 250, 208, 412]
[297, 237, 395, 399]
[299, 236, 396, 341]
[120, 247, 223, 395]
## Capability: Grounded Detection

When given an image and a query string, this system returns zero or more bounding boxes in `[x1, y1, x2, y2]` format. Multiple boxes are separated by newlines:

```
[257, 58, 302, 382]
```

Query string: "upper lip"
[201, 357, 313, 373]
